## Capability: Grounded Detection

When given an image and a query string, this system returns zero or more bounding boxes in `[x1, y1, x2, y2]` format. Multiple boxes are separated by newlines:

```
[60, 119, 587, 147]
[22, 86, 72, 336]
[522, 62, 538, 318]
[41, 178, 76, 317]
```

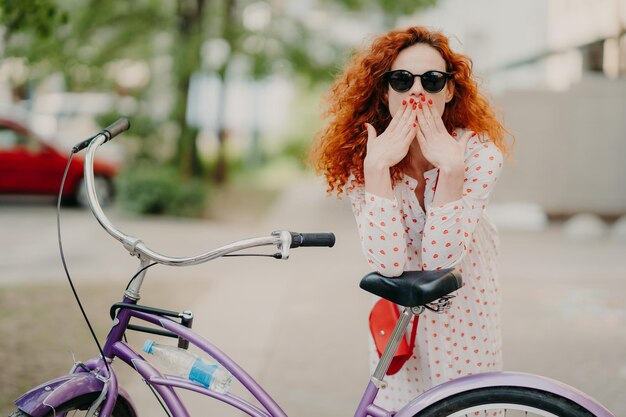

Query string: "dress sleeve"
[420, 140, 504, 271]
[347, 179, 408, 277]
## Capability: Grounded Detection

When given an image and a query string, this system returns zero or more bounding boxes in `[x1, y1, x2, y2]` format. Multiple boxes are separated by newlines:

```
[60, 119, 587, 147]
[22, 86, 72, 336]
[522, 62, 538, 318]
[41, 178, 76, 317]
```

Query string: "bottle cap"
[143, 339, 155, 354]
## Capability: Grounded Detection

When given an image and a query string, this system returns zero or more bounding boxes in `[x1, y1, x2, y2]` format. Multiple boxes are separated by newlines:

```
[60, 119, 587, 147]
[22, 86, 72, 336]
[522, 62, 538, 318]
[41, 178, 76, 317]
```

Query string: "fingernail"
[402, 100, 407, 105]
[412, 103, 417, 110]
[420, 95, 426, 102]
[418, 103, 422, 109]
[363, 123, 367, 129]
[428, 99, 433, 105]
[451, 132, 457, 137]
[471, 132, 477, 137]
[409, 97, 414, 104]
[413, 122, 417, 127]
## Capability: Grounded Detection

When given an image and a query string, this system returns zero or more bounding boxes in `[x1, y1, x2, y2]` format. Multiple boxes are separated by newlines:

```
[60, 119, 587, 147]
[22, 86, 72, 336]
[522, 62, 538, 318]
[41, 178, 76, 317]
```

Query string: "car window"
[0, 127, 22, 149]
[0, 127, 42, 152]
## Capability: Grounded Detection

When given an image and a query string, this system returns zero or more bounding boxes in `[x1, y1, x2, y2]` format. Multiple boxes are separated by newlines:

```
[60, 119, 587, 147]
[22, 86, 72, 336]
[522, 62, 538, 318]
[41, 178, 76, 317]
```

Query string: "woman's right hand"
[364, 99, 418, 171]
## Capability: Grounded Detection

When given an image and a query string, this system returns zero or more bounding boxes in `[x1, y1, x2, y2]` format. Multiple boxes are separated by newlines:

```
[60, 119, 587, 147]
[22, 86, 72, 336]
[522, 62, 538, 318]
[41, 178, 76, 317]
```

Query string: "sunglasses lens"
[388, 71, 414, 92]
[421, 71, 447, 93]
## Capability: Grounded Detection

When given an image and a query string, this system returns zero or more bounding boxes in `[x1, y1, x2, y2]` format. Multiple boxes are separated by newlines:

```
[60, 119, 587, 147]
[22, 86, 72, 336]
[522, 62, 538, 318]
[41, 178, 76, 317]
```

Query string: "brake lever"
[272, 230, 292, 260]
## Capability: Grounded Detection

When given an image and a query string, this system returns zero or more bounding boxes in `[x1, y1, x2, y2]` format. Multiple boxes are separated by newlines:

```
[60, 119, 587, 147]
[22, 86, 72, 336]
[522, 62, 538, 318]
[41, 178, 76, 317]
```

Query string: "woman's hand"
[363, 99, 418, 172]
[416, 97, 473, 173]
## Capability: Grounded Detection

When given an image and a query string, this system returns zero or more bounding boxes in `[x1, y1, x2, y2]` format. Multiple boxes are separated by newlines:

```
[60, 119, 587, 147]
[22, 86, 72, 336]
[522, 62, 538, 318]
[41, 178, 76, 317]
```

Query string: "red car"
[0, 118, 118, 206]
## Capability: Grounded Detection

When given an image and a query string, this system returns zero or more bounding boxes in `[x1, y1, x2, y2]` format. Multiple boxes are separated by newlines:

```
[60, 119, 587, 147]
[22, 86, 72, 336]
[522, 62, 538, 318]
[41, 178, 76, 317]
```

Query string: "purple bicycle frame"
[96, 300, 288, 417]
[16, 295, 615, 417]
[90, 296, 403, 417]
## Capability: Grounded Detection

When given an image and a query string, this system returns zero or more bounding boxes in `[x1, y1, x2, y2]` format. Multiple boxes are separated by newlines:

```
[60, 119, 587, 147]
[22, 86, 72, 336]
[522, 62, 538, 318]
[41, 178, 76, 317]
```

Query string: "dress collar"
[402, 167, 439, 190]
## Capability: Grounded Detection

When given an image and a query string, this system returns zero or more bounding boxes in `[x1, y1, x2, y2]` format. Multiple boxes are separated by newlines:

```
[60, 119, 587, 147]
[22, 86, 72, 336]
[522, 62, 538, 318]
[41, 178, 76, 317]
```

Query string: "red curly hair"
[311, 26, 510, 196]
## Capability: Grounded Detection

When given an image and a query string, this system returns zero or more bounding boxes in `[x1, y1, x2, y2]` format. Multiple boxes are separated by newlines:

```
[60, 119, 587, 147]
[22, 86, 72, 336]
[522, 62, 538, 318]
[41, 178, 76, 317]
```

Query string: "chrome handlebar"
[83, 135, 294, 268]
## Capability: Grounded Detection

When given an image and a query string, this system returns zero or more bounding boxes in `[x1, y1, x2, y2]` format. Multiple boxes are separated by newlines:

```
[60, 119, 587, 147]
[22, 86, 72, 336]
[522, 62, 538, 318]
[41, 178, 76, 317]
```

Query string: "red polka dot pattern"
[347, 133, 504, 411]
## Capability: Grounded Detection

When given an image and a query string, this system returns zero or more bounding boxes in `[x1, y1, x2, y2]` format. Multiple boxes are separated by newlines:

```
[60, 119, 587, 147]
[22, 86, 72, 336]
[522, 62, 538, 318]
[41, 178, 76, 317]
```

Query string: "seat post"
[371, 306, 423, 387]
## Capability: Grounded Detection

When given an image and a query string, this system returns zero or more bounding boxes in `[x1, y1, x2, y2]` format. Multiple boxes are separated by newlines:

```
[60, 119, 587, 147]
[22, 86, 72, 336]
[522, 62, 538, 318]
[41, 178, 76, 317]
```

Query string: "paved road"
[1, 179, 625, 416]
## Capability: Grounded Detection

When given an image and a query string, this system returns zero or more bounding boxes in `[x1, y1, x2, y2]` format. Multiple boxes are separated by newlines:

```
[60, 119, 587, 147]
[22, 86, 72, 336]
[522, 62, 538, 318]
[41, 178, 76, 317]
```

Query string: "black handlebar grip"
[290, 232, 335, 248]
[72, 117, 131, 153]
[103, 117, 131, 142]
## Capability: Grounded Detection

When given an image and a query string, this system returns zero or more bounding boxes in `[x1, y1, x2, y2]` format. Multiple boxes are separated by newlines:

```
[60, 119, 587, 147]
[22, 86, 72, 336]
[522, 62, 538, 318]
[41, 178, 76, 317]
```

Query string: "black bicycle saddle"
[359, 268, 462, 307]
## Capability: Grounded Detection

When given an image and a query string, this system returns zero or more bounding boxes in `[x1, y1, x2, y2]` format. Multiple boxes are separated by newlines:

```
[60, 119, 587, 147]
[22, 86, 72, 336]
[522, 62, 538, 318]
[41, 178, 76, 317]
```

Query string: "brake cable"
[56, 149, 110, 374]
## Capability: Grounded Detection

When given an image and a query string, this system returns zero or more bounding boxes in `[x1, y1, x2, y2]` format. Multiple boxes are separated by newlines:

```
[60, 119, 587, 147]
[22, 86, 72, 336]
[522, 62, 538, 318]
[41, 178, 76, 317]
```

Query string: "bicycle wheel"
[415, 386, 596, 417]
[9, 392, 134, 417]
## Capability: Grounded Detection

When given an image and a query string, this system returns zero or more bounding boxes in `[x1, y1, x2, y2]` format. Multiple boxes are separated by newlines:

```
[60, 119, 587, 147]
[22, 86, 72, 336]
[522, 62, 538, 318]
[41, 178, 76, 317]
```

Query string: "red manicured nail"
[413, 122, 417, 127]
[428, 99, 433, 105]
[402, 100, 407, 105]
[421, 95, 426, 102]
[409, 97, 415, 104]
[471, 132, 477, 137]
[452, 132, 457, 137]
[418, 103, 422, 109]
[412, 103, 417, 110]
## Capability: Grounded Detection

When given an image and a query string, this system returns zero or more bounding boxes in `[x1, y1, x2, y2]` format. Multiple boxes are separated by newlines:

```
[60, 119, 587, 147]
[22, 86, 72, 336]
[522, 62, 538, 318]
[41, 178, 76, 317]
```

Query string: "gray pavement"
[1, 178, 625, 416]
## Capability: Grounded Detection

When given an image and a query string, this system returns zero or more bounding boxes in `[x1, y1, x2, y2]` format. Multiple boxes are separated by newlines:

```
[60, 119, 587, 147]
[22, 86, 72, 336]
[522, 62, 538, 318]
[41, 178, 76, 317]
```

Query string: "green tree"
[1, 0, 437, 183]
[0, 0, 67, 39]
[173, 0, 206, 178]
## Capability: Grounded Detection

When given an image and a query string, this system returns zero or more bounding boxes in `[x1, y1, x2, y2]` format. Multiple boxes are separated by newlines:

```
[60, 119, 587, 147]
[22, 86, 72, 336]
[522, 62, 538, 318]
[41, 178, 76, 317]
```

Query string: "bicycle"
[10, 119, 615, 417]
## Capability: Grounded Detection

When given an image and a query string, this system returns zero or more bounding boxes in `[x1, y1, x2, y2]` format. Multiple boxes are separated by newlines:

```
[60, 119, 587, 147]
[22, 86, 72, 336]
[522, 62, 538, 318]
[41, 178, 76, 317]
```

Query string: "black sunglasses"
[384, 69, 453, 94]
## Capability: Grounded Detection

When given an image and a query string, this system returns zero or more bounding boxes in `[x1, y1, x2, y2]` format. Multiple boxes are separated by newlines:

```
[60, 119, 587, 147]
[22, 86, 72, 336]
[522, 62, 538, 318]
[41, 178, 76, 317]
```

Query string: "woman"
[312, 26, 510, 410]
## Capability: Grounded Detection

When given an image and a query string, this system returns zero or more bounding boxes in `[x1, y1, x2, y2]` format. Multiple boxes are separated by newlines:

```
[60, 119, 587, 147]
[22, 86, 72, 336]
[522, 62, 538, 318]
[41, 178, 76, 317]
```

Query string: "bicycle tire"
[414, 386, 596, 417]
[8, 392, 135, 417]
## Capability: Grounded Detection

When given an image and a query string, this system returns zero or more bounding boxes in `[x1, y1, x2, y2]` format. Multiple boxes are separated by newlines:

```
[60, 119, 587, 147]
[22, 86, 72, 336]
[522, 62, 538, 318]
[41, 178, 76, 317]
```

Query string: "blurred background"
[1, 0, 625, 221]
[1, 0, 625, 416]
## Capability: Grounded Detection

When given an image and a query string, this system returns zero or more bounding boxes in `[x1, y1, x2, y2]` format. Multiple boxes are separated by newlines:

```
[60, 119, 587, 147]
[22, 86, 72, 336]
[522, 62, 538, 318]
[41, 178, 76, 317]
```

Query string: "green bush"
[115, 165, 208, 217]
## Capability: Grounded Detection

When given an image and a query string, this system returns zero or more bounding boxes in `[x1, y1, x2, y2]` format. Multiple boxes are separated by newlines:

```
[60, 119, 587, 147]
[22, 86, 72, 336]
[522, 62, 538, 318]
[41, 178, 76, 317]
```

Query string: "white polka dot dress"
[348, 133, 504, 411]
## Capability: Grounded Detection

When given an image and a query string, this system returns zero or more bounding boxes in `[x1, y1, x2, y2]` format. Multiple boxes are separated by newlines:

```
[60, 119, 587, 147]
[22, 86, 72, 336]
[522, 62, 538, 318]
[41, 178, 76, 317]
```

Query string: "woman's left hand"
[416, 97, 474, 172]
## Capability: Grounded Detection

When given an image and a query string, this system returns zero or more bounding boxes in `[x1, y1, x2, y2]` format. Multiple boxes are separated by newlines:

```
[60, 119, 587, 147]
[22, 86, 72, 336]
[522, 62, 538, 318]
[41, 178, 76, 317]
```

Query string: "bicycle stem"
[125, 257, 152, 301]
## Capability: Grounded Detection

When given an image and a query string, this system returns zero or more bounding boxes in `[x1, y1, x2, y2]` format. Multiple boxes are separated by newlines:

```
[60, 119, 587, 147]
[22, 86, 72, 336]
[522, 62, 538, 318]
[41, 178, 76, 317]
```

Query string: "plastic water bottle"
[143, 340, 233, 393]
